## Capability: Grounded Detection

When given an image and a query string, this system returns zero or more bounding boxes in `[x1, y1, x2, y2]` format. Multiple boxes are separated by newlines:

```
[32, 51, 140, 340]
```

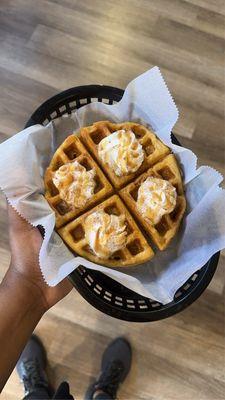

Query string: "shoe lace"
[21, 359, 48, 393]
[95, 360, 124, 399]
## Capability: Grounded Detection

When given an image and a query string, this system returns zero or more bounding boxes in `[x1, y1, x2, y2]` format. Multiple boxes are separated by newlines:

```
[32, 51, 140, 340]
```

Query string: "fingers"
[7, 203, 32, 232]
[58, 277, 73, 296]
[53, 278, 73, 304]
[7, 203, 42, 244]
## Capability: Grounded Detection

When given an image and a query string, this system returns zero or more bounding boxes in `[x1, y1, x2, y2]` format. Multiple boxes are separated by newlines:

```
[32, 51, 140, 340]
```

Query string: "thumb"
[7, 203, 29, 230]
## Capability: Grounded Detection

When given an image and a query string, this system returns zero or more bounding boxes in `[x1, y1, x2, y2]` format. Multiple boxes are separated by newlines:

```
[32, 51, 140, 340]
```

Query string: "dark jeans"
[23, 382, 73, 400]
[23, 381, 112, 400]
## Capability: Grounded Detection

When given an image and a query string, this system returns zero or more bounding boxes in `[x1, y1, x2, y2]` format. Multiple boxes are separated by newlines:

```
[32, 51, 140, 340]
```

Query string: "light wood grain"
[0, 0, 224, 399]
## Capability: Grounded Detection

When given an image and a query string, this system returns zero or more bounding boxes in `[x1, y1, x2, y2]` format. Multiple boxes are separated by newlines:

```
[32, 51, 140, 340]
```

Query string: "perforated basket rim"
[25, 84, 220, 322]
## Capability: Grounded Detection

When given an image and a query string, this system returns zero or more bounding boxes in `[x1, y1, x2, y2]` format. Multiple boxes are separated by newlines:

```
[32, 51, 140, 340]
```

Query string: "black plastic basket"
[25, 84, 219, 322]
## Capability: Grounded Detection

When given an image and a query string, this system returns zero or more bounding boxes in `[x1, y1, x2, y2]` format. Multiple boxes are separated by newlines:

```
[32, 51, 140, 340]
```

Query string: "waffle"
[80, 121, 170, 189]
[45, 122, 186, 267]
[58, 195, 154, 267]
[44, 135, 113, 228]
[120, 154, 186, 250]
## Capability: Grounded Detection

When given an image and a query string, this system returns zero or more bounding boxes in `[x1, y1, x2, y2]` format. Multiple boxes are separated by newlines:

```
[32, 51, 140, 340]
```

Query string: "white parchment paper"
[0, 67, 225, 304]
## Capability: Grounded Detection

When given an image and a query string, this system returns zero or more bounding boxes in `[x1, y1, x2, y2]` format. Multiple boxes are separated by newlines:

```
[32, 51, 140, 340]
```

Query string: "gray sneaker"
[16, 335, 52, 398]
[85, 337, 132, 400]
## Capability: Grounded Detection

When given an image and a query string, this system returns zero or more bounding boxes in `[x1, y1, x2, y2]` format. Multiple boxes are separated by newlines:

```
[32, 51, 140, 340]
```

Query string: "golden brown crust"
[44, 135, 113, 228]
[44, 122, 186, 266]
[58, 195, 154, 267]
[120, 154, 186, 250]
[80, 121, 170, 189]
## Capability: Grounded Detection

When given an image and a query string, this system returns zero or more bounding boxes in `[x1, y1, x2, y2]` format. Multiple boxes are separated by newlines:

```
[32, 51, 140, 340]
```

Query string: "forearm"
[0, 268, 44, 391]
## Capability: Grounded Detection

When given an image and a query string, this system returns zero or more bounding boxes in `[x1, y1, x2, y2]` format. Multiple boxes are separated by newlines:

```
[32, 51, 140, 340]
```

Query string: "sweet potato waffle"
[58, 195, 154, 267]
[80, 121, 170, 189]
[120, 154, 186, 250]
[44, 135, 113, 228]
[44, 122, 186, 267]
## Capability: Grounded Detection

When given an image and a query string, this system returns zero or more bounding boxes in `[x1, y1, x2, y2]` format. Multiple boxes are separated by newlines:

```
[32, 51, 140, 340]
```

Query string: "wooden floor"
[0, 0, 225, 399]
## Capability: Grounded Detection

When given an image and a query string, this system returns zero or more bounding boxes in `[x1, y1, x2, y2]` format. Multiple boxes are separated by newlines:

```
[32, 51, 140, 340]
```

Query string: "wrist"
[1, 267, 46, 318]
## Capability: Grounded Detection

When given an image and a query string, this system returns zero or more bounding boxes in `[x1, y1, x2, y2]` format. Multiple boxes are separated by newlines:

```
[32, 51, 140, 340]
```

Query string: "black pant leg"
[94, 393, 113, 400]
[53, 381, 74, 399]
[23, 386, 51, 399]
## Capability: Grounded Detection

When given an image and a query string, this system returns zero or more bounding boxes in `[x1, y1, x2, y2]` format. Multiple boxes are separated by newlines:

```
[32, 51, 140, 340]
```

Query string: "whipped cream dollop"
[137, 177, 177, 225]
[84, 210, 127, 259]
[53, 160, 96, 208]
[98, 129, 144, 177]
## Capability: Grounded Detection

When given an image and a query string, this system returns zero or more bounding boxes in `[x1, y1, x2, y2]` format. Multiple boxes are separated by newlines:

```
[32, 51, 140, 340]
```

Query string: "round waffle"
[44, 121, 186, 267]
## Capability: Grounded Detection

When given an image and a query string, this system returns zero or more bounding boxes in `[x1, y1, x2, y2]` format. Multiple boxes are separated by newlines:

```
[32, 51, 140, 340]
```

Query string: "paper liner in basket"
[0, 66, 224, 304]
